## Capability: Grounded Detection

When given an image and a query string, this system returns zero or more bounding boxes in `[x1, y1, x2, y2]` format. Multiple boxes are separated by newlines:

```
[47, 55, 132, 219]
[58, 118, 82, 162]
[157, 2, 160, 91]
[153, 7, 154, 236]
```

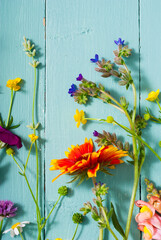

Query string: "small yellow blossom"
[74, 109, 87, 128]
[146, 89, 160, 101]
[106, 116, 114, 123]
[28, 134, 39, 142]
[55, 239, 63, 240]
[6, 78, 21, 91]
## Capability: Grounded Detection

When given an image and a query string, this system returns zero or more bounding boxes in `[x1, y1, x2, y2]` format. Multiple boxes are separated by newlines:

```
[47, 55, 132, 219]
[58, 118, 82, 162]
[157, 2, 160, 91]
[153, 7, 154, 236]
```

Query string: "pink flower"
[135, 200, 161, 229]
[138, 222, 161, 240]
[149, 196, 161, 214]
[135, 200, 161, 239]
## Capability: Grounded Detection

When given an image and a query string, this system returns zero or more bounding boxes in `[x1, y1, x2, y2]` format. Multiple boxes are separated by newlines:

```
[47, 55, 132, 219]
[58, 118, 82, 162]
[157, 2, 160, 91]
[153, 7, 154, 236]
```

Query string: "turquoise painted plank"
[45, 0, 140, 239]
[140, 0, 161, 203]
[0, 0, 45, 239]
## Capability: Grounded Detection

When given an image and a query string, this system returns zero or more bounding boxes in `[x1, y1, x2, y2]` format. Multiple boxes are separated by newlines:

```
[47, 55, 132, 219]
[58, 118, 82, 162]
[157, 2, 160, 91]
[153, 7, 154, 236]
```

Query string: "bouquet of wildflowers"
[50, 38, 161, 240]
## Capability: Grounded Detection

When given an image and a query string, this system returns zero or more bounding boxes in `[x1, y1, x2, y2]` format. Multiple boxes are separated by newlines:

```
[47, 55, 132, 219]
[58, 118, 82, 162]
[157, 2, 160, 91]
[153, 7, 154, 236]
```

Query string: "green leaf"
[9, 124, 20, 129]
[8, 115, 13, 128]
[101, 168, 113, 176]
[111, 203, 125, 238]
[0, 114, 4, 127]
[127, 160, 134, 165]
[91, 213, 100, 222]
[107, 207, 113, 219]
[18, 171, 24, 176]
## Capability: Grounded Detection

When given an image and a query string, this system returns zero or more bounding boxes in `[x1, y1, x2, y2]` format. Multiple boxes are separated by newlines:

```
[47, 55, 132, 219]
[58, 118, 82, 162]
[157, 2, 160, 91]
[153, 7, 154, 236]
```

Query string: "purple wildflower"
[95, 181, 104, 186]
[93, 130, 99, 137]
[0, 201, 17, 219]
[0, 126, 22, 149]
[76, 74, 83, 81]
[114, 38, 125, 46]
[68, 84, 77, 97]
[90, 54, 99, 63]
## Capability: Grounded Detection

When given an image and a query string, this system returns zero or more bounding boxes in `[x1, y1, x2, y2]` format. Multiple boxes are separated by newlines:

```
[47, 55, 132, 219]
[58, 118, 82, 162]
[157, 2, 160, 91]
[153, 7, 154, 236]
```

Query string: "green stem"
[32, 62, 40, 225]
[131, 83, 137, 123]
[6, 89, 13, 127]
[156, 100, 161, 112]
[135, 135, 161, 161]
[150, 115, 161, 123]
[41, 195, 61, 229]
[24, 143, 34, 170]
[0, 219, 3, 238]
[11, 155, 23, 172]
[92, 178, 104, 240]
[37, 228, 42, 240]
[19, 231, 24, 240]
[72, 223, 79, 240]
[101, 207, 118, 240]
[24, 173, 41, 224]
[99, 229, 103, 240]
[32, 66, 37, 128]
[114, 120, 161, 162]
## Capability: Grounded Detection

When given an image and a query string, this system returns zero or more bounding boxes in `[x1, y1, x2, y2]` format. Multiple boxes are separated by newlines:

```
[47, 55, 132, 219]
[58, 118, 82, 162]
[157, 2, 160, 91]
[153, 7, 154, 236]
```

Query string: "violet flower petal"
[0, 126, 22, 149]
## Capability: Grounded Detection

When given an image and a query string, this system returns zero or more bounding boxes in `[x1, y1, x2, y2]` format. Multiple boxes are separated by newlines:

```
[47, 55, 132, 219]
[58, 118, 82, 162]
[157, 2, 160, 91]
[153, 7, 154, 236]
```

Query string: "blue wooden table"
[0, 0, 161, 239]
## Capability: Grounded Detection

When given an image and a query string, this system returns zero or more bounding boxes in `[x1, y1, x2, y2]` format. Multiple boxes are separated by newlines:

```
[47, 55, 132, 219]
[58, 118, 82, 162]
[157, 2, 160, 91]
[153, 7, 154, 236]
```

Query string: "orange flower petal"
[87, 163, 100, 178]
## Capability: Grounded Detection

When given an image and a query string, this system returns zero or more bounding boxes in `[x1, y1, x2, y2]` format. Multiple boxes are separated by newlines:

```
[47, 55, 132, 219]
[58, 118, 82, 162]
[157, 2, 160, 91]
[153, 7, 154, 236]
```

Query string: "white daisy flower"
[3, 221, 30, 237]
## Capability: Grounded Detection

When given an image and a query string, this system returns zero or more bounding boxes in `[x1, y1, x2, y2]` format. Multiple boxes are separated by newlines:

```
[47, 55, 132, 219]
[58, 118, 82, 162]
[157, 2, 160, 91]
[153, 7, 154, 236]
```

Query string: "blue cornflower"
[76, 74, 83, 81]
[93, 130, 99, 137]
[90, 54, 99, 63]
[114, 38, 125, 46]
[68, 84, 77, 96]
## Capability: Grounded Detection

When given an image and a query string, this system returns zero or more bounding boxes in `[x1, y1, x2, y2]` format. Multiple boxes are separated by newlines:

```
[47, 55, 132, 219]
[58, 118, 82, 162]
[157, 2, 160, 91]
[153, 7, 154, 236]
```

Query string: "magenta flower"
[0, 126, 22, 149]
[76, 74, 83, 81]
[0, 201, 17, 220]
[93, 130, 99, 137]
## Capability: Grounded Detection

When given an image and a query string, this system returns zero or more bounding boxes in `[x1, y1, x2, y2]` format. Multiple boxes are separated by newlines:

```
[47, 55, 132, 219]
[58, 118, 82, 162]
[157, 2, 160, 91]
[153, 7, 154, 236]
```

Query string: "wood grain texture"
[140, 0, 161, 203]
[45, 0, 139, 239]
[1, 0, 161, 240]
[0, 0, 45, 239]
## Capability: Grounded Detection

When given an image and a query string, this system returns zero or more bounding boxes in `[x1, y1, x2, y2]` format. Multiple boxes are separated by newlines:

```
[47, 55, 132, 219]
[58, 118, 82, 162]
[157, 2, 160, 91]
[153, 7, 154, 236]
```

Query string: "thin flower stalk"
[71, 223, 79, 240]
[6, 89, 13, 128]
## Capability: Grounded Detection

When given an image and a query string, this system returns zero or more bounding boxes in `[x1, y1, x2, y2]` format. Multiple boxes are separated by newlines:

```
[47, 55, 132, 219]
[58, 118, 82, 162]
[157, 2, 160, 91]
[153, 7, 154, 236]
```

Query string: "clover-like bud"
[6, 148, 15, 156]
[144, 113, 150, 121]
[58, 186, 68, 196]
[72, 213, 83, 224]
[106, 116, 114, 123]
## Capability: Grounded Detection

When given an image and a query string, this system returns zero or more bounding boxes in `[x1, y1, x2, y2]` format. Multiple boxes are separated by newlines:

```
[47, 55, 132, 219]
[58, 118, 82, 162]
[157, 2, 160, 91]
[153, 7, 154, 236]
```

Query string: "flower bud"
[144, 113, 150, 121]
[58, 186, 68, 196]
[124, 142, 130, 151]
[6, 148, 15, 156]
[147, 183, 154, 192]
[106, 116, 114, 123]
[72, 213, 83, 224]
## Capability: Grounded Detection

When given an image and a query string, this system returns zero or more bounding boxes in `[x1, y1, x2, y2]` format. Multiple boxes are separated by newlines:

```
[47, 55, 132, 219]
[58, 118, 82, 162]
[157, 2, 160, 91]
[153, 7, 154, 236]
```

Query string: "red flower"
[50, 138, 127, 182]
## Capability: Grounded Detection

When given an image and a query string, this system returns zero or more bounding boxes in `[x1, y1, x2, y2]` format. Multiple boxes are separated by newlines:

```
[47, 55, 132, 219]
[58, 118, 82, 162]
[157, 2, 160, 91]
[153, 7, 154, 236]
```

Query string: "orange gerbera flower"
[50, 138, 127, 183]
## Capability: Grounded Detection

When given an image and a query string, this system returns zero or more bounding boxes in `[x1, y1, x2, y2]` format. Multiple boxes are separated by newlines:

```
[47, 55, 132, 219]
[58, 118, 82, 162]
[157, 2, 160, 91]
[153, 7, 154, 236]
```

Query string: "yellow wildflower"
[28, 134, 39, 142]
[55, 239, 63, 240]
[146, 89, 160, 101]
[106, 116, 114, 123]
[74, 109, 87, 128]
[6, 78, 21, 91]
